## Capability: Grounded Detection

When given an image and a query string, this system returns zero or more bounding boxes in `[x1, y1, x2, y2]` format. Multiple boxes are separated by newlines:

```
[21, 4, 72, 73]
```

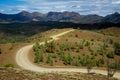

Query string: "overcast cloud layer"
[0, 0, 120, 16]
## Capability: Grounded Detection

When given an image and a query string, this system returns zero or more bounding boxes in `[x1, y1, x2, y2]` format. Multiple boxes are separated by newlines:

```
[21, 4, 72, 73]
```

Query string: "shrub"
[39, 54, 44, 62]
[46, 54, 51, 63]
[85, 41, 90, 46]
[50, 59, 53, 66]
[91, 39, 94, 41]
[109, 39, 113, 44]
[100, 57, 105, 64]
[80, 55, 89, 66]
[67, 53, 73, 65]
[107, 51, 115, 58]
[52, 53, 57, 58]
[60, 44, 65, 51]
[77, 27, 80, 30]
[63, 56, 68, 65]
[74, 58, 80, 66]
[4, 64, 14, 68]
[114, 42, 120, 55]
[102, 43, 108, 50]
[60, 51, 65, 60]
[76, 47, 79, 52]
[98, 48, 104, 55]
[34, 56, 40, 63]
[96, 57, 105, 67]
[45, 41, 55, 53]
[63, 53, 73, 65]
[75, 34, 78, 37]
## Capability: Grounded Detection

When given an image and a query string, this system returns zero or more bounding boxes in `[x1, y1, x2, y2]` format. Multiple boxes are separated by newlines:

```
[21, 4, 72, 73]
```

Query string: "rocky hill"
[0, 11, 120, 23]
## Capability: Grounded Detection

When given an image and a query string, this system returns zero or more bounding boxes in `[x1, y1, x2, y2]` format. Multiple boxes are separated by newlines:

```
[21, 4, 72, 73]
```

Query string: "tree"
[86, 59, 94, 73]
[107, 60, 118, 78]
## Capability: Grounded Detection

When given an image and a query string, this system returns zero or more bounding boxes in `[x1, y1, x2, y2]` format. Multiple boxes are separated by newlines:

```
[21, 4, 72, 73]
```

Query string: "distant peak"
[18, 11, 30, 15]
[113, 12, 120, 15]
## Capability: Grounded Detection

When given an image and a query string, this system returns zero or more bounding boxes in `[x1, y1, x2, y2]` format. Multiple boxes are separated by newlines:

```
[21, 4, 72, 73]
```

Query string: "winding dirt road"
[16, 29, 120, 80]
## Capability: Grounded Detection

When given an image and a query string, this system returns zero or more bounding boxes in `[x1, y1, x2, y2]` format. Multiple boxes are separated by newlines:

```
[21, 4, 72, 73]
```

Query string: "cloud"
[112, 0, 120, 4]
[0, 0, 120, 15]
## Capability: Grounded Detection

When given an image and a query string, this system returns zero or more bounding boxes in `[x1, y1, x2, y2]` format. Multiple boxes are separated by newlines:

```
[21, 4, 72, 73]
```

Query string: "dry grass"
[0, 68, 117, 80]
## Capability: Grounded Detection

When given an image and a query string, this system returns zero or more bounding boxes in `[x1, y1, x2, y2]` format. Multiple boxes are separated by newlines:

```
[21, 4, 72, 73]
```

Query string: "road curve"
[16, 29, 120, 80]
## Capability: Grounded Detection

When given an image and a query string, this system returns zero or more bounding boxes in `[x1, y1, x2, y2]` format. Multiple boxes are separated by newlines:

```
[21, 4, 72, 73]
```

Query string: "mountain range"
[0, 11, 120, 23]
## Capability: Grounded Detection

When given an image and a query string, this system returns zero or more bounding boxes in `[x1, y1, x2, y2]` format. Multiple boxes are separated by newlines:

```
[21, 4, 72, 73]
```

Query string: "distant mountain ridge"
[0, 11, 120, 23]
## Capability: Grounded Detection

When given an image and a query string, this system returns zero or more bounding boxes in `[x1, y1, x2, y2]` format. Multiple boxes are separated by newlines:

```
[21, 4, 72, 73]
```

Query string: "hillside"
[0, 21, 119, 44]
[30, 28, 120, 69]
[0, 27, 120, 80]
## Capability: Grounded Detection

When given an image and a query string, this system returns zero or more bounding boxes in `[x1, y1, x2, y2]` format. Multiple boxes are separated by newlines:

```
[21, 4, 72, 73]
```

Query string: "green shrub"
[4, 64, 14, 68]
[85, 41, 90, 46]
[67, 53, 73, 65]
[50, 59, 53, 66]
[102, 43, 108, 50]
[63, 53, 73, 65]
[63, 56, 68, 65]
[46, 54, 51, 63]
[79, 44, 83, 49]
[107, 51, 115, 58]
[39, 54, 44, 62]
[52, 53, 57, 58]
[74, 58, 80, 66]
[60, 44, 65, 51]
[98, 48, 104, 55]
[34, 56, 40, 63]
[96, 57, 105, 67]
[60, 51, 65, 60]
[114, 42, 120, 55]
[80, 55, 89, 66]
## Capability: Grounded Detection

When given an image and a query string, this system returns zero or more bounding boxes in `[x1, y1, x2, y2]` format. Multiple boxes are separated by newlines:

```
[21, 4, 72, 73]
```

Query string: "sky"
[0, 0, 120, 16]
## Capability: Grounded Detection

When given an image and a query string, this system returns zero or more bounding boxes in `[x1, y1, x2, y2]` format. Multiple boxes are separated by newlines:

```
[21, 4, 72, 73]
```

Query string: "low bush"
[114, 42, 120, 55]
[107, 51, 115, 58]
[4, 64, 14, 68]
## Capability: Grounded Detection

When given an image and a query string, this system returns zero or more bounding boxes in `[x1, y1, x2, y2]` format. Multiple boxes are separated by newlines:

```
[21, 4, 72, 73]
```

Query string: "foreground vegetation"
[0, 68, 117, 80]
[33, 41, 120, 68]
